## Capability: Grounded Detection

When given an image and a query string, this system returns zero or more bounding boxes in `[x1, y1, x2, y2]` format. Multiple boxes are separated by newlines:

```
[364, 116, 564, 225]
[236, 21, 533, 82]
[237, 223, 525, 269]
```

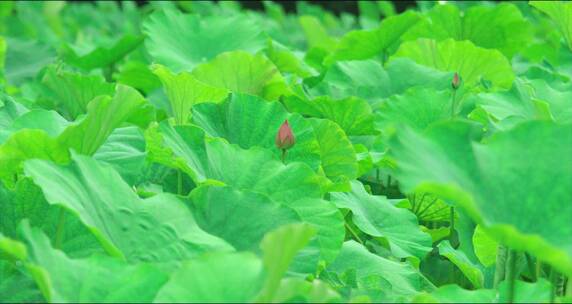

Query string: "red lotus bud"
[452, 72, 460, 90]
[275, 120, 295, 150]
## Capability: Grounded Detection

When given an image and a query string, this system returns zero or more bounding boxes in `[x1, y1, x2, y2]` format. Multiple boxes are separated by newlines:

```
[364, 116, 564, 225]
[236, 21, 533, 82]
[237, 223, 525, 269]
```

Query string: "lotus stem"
[525, 253, 536, 282]
[386, 175, 391, 188]
[557, 273, 565, 297]
[54, 207, 66, 249]
[345, 222, 364, 245]
[505, 249, 517, 303]
[281, 149, 286, 163]
[104, 63, 114, 82]
[451, 89, 457, 118]
[175, 170, 181, 195]
[494, 245, 507, 289]
[549, 268, 558, 303]
[449, 207, 455, 242]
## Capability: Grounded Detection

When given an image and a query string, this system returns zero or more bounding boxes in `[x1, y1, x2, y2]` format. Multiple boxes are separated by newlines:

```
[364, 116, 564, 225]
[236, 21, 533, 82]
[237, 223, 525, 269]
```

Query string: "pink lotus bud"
[275, 120, 295, 150]
[452, 72, 460, 90]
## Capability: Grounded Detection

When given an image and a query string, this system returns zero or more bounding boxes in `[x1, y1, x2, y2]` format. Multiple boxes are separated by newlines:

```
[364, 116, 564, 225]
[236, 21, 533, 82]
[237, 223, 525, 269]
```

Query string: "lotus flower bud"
[452, 72, 460, 90]
[275, 120, 295, 150]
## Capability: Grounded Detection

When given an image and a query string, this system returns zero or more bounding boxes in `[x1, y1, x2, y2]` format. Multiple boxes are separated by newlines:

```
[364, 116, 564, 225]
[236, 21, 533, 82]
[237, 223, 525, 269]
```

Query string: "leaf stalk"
[505, 249, 517, 303]
[494, 245, 507, 289]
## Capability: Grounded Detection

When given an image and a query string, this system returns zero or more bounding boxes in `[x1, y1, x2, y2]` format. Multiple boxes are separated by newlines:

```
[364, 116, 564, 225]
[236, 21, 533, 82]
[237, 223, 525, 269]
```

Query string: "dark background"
[228, 1, 418, 15]
[123, 0, 419, 15]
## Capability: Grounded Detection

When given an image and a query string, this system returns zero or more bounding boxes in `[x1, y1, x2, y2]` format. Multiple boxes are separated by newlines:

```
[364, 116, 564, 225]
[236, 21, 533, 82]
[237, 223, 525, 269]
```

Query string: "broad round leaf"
[331, 181, 432, 260]
[155, 252, 264, 303]
[392, 38, 514, 90]
[143, 9, 266, 72]
[389, 120, 572, 276]
[24, 153, 234, 262]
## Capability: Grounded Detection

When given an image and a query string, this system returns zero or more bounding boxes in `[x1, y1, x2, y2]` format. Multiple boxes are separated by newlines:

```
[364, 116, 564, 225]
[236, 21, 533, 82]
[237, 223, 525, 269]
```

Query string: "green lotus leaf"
[24, 153, 234, 262]
[265, 40, 317, 78]
[388, 120, 572, 276]
[0, 130, 69, 188]
[421, 227, 450, 244]
[148, 122, 324, 203]
[331, 181, 432, 260]
[2, 1, 571, 301]
[392, 38, 514, 90]
[310, 118, 358, 189]
[55, 1, 141, 42]
[152, 64, 228, 125]
[284, 95, 376, 136]
[193, 94, 357, 190]
[93, 126, 146, 186]
[414, 278, 553, 303]
[191, 186, 343, 268]
[326, 241, 435, 300]
[437, 240, 484, 288]
[155, 252, 264, 303]
[471, 78, 572, 130]
[61, 34, 143, 70]
[0, 93, 28, 135]
[191, 93, 321, 170]
[377, 87, 454, 132]
[298, 15, 337, 52]
[257, 223, 317, 302]
[528, 78, 572, 123]
[190, 185, 301, 252]
[143, 9, 266, 72]
[324, 11, 420, 64]
[144, 122, 210, 183]
[497, 278, 553, 303]
[0, 178, 101, 258]
[0, 261, 43, 303]
[191, 51, 290, 101]
[354, 143, 374, 177]
[58, 84, 154, 155]
[309, 58, 455, 106]
[309, 60, 391, 104]
[40, 66, 115, 120]
[270, 278, 341, 303]
[0, 233, 27, 260]
[383, 57, 455, 99]
[404, 3, 532, 58]
[472, 225, 498, 267]
[114, 61, 161, 95]
[9, 221, 169, 303]
[531, 1, 572, 51]
[8, 109, 69, 137]
[407, 192, 451, 224]
[4, 37, 55, 86]
[284, 197, 345, 264]
[0, 36, 5, 72]
[470, 79, 541, 131]
[412, 284, 495, 303]
[0, 86, 153, 187]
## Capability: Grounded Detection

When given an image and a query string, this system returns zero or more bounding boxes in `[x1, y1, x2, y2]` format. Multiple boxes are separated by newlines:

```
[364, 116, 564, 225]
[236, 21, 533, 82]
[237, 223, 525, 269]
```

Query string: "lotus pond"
[0, 0, 571, 303]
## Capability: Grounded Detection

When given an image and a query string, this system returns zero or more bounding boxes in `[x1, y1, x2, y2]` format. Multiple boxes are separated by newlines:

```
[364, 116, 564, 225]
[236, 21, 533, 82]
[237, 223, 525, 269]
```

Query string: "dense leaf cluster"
[0, 1, 571, 302]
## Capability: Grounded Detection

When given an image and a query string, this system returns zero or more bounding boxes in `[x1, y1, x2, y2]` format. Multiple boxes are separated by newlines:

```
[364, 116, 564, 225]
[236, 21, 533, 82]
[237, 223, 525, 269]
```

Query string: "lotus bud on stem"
[275, 120, 295, 163]
[452, 72, 461, 90]
[451, 72, 461, 118]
